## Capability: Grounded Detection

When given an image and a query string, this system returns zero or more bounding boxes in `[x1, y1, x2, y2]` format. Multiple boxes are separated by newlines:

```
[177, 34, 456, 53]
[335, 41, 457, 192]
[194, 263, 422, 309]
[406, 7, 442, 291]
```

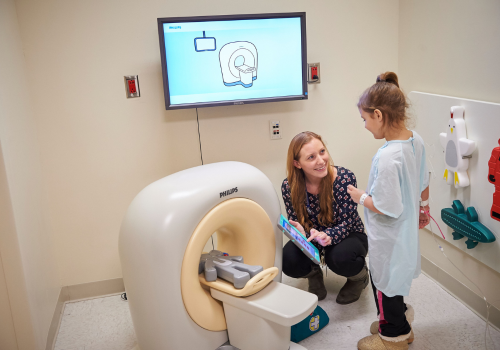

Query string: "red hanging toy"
[488, 139, 500, 222]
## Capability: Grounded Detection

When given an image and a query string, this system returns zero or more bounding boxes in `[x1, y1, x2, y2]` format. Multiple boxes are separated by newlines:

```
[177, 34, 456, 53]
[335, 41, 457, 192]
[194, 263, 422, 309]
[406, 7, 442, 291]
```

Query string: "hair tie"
[376, 77, 386, 83]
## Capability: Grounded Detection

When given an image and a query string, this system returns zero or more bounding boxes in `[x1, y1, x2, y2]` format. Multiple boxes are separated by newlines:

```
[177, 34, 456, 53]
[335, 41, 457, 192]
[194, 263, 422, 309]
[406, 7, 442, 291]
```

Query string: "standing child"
[347, 72, 430, 350]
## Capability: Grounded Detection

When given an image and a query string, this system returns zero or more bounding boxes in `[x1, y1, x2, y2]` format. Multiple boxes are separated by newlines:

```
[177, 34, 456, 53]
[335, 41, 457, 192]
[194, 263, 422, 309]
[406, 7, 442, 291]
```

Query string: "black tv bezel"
[157, 12, 308, 110]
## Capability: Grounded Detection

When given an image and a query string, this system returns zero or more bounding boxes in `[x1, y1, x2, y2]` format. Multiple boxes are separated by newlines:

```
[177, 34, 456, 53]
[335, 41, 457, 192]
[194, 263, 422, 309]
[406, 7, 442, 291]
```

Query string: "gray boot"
[304, 265, 327, 301]
[336, 265, 369, 304]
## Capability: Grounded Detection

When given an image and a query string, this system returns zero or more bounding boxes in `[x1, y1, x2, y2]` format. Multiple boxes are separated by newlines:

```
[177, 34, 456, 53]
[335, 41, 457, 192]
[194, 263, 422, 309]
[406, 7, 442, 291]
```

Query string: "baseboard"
[45, 278, 125, 350]
[63, 277, 125, 302]
[421, 256, 500, 332]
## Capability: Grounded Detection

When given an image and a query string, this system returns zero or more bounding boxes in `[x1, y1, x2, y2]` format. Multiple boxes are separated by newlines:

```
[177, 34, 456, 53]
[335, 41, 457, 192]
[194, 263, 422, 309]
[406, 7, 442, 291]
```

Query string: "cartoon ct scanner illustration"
[119, 162, 317, 350]
[440, 106, 476, 188]
[219, 42, 258, 88]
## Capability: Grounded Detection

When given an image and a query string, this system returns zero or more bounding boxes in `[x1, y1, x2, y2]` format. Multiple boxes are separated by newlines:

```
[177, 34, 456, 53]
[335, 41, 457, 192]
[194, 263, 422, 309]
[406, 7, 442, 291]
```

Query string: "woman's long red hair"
[286, 132, 335, 233]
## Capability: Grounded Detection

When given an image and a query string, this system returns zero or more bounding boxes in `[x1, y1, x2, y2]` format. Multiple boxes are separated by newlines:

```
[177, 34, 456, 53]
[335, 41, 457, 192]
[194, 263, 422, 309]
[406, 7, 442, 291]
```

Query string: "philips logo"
[169, 26, 181, 29]
[220, 187, 238, 198]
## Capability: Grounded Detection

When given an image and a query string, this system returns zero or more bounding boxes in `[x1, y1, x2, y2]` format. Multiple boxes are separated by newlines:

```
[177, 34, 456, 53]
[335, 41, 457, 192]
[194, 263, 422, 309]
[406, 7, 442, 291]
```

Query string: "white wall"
[0, 0, 61, 348]
[14, 0, 399, 287]
[399, 0, 500, 309]
[399, 0, 500, 104]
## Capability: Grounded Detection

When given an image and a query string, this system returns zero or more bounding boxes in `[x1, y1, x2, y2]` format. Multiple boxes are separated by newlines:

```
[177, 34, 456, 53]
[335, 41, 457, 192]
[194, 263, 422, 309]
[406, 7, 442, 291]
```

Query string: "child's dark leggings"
[370, 275, 412, 337]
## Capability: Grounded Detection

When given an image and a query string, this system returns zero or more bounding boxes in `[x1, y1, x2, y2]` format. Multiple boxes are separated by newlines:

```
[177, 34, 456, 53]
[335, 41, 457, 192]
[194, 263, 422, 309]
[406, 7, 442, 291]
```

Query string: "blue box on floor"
[291, 305, 329, 343]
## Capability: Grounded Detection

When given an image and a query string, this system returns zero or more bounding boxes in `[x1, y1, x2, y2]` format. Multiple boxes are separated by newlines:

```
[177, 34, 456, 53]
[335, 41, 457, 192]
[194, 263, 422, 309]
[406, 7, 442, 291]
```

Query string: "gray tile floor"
[54, 272, 500, 350]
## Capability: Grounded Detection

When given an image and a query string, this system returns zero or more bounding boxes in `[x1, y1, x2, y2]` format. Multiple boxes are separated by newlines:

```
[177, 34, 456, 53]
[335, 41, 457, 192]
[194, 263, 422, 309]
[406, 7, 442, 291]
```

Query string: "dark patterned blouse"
[281, 166, 365, 250]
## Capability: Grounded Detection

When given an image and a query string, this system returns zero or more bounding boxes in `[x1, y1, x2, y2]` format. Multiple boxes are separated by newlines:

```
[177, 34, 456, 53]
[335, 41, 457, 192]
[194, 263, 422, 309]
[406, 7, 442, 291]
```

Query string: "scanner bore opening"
[181, 198, 276, 331]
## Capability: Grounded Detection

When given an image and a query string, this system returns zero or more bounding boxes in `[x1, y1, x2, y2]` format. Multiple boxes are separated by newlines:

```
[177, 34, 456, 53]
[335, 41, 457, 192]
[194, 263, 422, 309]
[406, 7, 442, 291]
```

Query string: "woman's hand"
[307, 229, 332, 247]
[289, 220, 306, 236]
[419, 205, 430, 229]
[347, 185, 365, 204]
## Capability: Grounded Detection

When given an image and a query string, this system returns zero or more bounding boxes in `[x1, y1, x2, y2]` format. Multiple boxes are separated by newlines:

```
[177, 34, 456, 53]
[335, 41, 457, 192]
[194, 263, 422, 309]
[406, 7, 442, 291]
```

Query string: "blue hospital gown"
[364, 131, 429, 297]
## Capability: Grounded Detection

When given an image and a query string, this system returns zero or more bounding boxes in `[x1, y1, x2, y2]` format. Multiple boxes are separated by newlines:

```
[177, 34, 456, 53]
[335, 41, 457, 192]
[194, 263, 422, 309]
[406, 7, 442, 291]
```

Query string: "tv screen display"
[157, 13, 308, 110]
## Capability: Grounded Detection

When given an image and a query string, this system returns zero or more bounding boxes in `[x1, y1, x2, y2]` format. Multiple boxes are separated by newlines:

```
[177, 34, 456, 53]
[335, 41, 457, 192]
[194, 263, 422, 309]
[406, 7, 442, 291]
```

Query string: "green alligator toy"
[441, 200, 496, 249]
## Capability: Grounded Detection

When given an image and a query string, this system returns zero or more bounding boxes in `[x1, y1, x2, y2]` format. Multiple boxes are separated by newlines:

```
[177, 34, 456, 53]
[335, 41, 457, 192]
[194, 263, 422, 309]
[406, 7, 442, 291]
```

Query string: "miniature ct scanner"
[219, 42, 258, 87]
[119, 162, 317, 350]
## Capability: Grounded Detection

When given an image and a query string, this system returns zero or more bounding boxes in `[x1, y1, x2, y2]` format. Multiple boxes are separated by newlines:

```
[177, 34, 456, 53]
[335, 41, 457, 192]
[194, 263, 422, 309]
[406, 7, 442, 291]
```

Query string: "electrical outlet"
[307, 63, 320, 84]
[270, 120, 281, 140]
[124, 75, 140, 98]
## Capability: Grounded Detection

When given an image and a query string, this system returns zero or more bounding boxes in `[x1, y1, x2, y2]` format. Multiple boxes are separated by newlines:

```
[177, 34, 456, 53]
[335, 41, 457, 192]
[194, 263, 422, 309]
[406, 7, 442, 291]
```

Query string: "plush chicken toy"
[439, 106, 476, 188]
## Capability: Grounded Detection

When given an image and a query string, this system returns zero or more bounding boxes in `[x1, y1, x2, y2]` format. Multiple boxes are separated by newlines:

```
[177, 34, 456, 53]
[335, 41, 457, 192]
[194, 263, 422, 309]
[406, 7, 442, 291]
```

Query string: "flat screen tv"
[157, 13, 308, 110]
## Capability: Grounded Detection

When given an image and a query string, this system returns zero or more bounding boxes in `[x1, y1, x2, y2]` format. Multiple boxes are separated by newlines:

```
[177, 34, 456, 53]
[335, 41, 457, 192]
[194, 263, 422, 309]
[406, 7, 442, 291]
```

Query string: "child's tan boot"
[369, 304, 414, 343]
[357, 333, 411, 350]
[369, 323, 414, 344]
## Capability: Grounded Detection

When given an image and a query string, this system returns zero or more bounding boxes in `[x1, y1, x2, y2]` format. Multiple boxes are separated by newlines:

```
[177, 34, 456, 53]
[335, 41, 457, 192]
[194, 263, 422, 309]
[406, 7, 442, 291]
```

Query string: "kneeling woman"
[282, 131, 368, 304]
